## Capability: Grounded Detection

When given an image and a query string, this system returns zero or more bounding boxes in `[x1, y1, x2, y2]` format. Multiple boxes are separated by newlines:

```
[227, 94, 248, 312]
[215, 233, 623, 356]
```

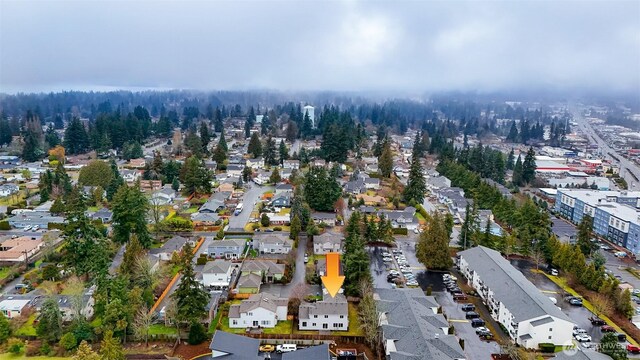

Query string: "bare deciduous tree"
[591, 293, 613, 318]
[133, 305, 154, 347]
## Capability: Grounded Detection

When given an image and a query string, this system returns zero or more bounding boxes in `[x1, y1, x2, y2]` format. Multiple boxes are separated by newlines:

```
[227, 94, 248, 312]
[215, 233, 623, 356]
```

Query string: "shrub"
[392, 228, 408, 235]
[196, 257, 208, 265]
[0, 221, 10, 230]
[538, 343, 555, 353]
[59, 332, 77, 351]
[273, 226, 282, 231]
[187, 322, 208, 345]
[161, 216, 194, 231]
[8, 338, 24, 354]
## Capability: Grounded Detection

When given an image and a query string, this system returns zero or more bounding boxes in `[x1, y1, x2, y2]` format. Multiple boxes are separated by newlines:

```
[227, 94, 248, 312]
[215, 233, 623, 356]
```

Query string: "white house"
[202, 260, 235, 289]
[0, 298, 31, 319]
[298, 292, 349, 331]
[245, 158, 264, 170]
[283, 160, 300, 170]
[228, 292, 288, 328]
[121, 169, 140, 183]
[313, 232, 344, 255]
[458, 246, 574, 349]
[252, 233, 293, 254]
[0, 184, 19, 197]
[151, 187, 177, 205]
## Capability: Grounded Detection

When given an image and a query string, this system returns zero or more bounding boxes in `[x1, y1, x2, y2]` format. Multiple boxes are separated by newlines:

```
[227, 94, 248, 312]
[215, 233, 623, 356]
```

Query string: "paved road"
[571, 105, 640, 191]
[289, 140, 301, 156]
[227, 183, 273, 231]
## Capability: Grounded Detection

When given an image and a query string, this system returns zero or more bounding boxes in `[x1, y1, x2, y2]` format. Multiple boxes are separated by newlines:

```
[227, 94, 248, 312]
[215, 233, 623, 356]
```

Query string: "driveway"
[227, 183, 273, 231]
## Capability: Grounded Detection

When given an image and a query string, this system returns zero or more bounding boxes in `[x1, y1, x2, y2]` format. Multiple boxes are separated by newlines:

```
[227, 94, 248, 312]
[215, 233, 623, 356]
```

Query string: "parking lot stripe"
[449, 319, 470, 323]
[540, 290, 559, 294]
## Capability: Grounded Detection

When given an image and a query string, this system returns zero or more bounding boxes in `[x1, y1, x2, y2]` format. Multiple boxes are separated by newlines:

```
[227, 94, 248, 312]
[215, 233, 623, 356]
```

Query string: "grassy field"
[149, 324, 178, 335]
[0, 267, 12, 281]
[15, 314, 37, 336]
[218, 316, 293, 335]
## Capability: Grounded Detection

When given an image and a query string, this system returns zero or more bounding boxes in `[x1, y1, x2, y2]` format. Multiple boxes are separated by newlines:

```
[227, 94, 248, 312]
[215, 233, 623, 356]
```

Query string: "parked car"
[474, 326, 489, 334]
[589, 317, 606, 325]
[471, 318, 485, 327]
[465, 311, 480, 319]
[601, 325, 615, 332]
[569, 298, 583, 306]
[575, 334, 592, 342]
[627, 344, 640, 353]
[615, 333, 627, 342]
[276, 344, 297, 353]
[573, 328, 587, 336]
[453, 293, 468, 301]
[259, 345, 275, 352]
[462, 304, 475, 312]
[614, 251, 627, 258]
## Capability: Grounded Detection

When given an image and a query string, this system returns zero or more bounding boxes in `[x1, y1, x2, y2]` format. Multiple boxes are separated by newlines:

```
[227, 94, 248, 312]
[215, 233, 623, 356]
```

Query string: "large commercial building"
[554, 189, 640, 254]
[458, 246, 574, 349]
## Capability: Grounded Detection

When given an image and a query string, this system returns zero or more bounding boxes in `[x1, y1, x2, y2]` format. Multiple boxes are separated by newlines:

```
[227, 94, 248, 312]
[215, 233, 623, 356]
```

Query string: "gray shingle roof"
[375, 288, 465, 360]
[299, 293, 348, 319]
[209, 330, 261, 359]
[459, 246, 572, 323]
[202, 259, 232, 274]
[553, 349, 612, 360]
[282, 344, 330, 360]
[230, 292, 288, 317]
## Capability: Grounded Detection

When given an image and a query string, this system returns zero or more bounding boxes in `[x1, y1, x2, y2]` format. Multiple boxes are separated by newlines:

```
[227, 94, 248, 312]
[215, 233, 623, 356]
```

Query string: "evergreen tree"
[199, 122, 211, 154]
[212, 133, 228, 164]
[304, 166, 342, 211]
[263, 136, 277, 166]
[98, 330, 125, 360]
[36, 297, 63, 343]
[506, 148, 515, 170]
[512, 155, 524, 186]
[269, 167, 281, 184]
[285, 121, 298, 142]
[247, 132, 262, 158]
[213, 107, 223, 133]
[184, 128, 202, 157]
[0, 312, 10, 343]
[403, 148, 426, 204]
[378, 139, 393, 178]
[111, 184, 152, 247]
[577, 215, 596, 256]
[522, 147, 537, 184]
[181, 156, 212, 195]
[172, 243, 209, 324]
[278, 140, 289, 163]
[64, 205, 110, 278]
[290, 215, 301, 240]
[106, 159, 124, 201]
[291, 187, 311, 229]
[343, 233, 370, 297]
[506, 121, 519, 142]
[72, 341, 100, 360]
[64, 118, 90, 155]
[0, 116, 12, 146]
[416, 212, 453, 270]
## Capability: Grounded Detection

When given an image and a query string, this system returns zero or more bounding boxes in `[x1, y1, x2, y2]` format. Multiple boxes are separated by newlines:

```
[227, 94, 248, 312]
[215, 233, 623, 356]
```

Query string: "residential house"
[437, 187, 471, 219]
[265, 212, 290, 225]
[149, 236, 190, 261]
[252, 233, 293, 254]
[206, 238, 247, 260]
[228, 292, 288, 328]
[202, 260, 236, 289]
[191, 212, 221, 226]
[209, 330, 261, 359]
[344, 179, 366, 195]
[298, 292, 349, 331]
[139, 180, 162, 192]
[275, 183, 294, 194]
[0, 237, 44, 262]
[484, 178, 513, 199]
[89, 208, 113, 223]
[241, 259, 285, 283]
[0, 298, 32, 319]
[313, 159, 326, 168]
[376, 288, 465, 360]
[252, 171, 270, 186]
[270, 191, 292, 208]
[217, 182, 235, 193]
[7, 213, 65, 229]
[426, 175, 451, 191]
[128, 158, 146, 168]
[199, 197, 225, 214]
[245, 158, 264, 170]
[0, 184, 19, 197]
[364, 177, 381, 190]
[283, 160, 300, 170]
[316, 258, 327, 277]
[236, 273, 262, 294]
[552, 350, 611, 360]
[151, 187, 177, 205]
[311, 212, 337, 227]
[120, 169, 140, 183]
[313, 232, 344, 255]
[458, 246, 574, 348]
[226, 164, 244, 177]
[383, 207, 418, 231]
[393, 165, 410, 178]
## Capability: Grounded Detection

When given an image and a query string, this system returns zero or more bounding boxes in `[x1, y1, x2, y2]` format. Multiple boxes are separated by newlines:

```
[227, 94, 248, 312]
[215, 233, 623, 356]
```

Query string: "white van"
[276, 344, 297, 353]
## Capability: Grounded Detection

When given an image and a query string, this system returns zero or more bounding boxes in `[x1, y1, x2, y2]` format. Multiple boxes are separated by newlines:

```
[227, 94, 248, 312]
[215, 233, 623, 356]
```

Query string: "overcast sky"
[1, 0, 639, 94]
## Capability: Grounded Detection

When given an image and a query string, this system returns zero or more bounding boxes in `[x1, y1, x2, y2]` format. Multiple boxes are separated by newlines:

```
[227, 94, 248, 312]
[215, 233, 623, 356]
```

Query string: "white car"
[23, 225, 32, 231]
[572, 328, 587, 336]
[575, 334, 592, 342]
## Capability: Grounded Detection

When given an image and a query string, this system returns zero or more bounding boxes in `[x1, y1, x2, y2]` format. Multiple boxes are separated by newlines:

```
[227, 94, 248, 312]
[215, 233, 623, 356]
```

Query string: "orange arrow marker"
[321, 252, 345, 298]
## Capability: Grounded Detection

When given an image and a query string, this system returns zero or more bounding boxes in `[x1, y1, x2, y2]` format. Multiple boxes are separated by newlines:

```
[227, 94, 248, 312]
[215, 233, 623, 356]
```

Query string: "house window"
[302, 322, 307, 327]
[232, 320, 237, 325]
[548, 336, 552, 339]
[324, 315, 328, 318]
[339, 315, 344, 319]
[312, 323, 316, 327]
[314, 315, 318, 318]
[549, 328, 552, 331]
[323, 324, 328, 329]
[262, 320, 269, 325]
[248, 312, 253, 316]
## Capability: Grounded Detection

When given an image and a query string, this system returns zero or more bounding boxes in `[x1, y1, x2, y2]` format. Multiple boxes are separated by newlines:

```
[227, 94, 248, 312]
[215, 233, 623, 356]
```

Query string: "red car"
[627, 344, 640, 353]
[601, 325, 615, 332]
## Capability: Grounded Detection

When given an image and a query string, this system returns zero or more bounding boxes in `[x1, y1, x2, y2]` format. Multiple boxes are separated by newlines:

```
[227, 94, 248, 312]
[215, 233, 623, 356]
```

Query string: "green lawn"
[87, 206, 100, 212]
[149, 324, 177, 335]
[15, 314, 37, 336]
[218, 317, 292, 335]
[0, 267, 12, 281]
[150, 242, 163, 249]
[332, 303, 363, 336]
[217, 315, 245, 334]
[183, 207, 199, 214]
